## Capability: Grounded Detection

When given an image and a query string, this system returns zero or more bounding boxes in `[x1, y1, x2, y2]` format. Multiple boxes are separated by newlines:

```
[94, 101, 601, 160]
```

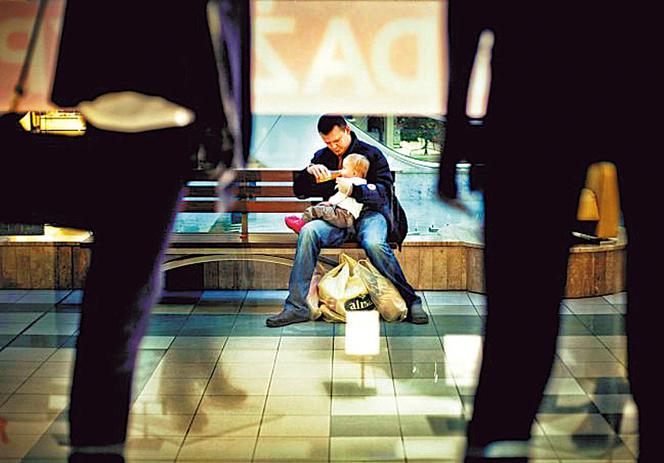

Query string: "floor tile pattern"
[0, 289, 636, 461]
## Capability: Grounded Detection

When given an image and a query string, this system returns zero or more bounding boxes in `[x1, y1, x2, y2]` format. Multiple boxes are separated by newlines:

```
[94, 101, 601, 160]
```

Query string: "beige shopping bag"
[355, 258, 408, 322]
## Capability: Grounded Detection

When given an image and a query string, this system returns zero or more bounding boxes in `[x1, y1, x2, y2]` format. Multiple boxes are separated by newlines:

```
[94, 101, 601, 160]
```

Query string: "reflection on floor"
[0, 289, 636, 462]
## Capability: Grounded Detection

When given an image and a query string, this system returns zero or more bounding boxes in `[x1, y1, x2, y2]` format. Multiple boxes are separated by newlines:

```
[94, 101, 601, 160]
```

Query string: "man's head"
[318, 114, 352, 157]
[341, 154, 370, 179]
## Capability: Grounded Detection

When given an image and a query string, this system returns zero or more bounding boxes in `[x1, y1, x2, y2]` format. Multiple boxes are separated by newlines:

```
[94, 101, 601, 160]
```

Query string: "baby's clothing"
[302, 177, 367, 229]
[302, 204, 355, 228]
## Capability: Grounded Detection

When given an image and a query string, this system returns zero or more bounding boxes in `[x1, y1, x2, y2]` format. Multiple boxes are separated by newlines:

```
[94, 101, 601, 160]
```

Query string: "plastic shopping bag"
[355, 258, 408, 322]
[317, 253, 375, 322]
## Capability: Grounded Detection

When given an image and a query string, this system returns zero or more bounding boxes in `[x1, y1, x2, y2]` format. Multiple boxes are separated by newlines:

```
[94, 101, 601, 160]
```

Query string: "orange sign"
[0, 0, 65, 112]
[253, 0, 446, 115]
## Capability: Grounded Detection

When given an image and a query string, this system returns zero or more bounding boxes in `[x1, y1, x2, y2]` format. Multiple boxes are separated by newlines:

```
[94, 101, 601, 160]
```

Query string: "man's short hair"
[344, 153, 370, 178]
[317, 115, 347, 135]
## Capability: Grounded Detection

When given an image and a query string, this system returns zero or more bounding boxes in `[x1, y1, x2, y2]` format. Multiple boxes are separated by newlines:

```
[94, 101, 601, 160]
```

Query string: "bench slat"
[184, 185, 296, 198]
[236, 186, 298, 198]
[235, 170, 296, 182]
[233, 201, 316, 213]
[188, 167, 395, 184]
[180, 200, 316, 213]
[187, 168, 298, 183]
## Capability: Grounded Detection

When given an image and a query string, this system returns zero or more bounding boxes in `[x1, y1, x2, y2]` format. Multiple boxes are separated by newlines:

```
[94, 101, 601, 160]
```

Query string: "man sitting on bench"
[266, 115, 429, 327]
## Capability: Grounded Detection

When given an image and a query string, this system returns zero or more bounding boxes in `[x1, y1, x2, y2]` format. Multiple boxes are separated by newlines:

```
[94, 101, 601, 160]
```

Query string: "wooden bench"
[0, 165, 627, 296]
[164, 168, 397, 272]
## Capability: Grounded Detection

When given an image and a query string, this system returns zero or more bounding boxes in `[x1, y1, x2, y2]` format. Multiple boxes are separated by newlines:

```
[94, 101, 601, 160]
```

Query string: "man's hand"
[306, 164, 330, 182]
[336, 177, 353, 196]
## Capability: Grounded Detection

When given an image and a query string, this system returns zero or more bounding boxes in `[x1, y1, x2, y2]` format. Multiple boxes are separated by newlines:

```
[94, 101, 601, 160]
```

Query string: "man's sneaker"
[285, 216, 306, 234]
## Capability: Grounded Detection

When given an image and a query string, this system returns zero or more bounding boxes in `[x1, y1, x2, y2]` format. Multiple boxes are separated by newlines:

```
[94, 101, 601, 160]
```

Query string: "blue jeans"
[284, 210, 419, 317]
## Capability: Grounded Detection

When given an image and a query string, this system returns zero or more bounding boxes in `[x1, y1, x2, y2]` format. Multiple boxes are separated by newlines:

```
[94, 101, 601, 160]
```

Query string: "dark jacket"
[293, 132, 408, 245]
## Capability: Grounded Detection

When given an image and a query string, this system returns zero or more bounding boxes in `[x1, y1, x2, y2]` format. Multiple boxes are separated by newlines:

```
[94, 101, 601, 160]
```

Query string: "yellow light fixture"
[6, 225, 91, 243]
[19, 111, 87, 135]
[38, 111, 86, 135]
[19, 112, 32, 131]
[44, 225, 90, 240]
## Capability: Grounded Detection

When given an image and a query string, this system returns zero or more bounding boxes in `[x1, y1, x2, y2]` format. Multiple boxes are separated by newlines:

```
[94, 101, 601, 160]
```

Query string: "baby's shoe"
[285, 216, 305, 234]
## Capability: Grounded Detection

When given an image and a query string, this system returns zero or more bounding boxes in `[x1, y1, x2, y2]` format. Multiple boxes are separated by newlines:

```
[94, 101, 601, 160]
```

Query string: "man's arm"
[293, 153, 336, 199]
[293, 164, 317, 198]
[350, 150, 392, 208]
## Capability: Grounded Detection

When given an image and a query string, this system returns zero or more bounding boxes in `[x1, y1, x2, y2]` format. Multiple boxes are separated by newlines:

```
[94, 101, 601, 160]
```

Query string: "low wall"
[1, 235, 626, 298]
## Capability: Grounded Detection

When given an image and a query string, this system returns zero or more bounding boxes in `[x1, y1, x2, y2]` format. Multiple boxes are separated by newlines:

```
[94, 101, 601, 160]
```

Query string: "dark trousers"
[0, 124, 191, 446]
[465, 135, 658, 460]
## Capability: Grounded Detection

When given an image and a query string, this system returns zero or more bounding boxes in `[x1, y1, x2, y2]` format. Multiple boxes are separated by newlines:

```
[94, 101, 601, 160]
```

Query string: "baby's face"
[340, 163, 356, 178]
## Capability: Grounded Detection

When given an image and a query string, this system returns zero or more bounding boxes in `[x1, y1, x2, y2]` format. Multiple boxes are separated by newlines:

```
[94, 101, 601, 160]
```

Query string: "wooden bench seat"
[164, 168, 397, 271]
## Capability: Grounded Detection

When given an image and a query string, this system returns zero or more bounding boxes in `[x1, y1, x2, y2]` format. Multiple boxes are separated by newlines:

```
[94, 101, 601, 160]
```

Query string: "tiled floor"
[0, 289, 637, 462]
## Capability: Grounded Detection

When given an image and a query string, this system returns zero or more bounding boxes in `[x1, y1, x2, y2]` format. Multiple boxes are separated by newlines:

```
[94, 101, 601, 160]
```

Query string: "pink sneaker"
[285, 216, 306, 234]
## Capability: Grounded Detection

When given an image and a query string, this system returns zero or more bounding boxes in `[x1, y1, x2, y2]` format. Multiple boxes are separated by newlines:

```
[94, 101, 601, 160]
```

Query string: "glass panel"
[175, 114, 484, 241]
[346, 115, 483, 240]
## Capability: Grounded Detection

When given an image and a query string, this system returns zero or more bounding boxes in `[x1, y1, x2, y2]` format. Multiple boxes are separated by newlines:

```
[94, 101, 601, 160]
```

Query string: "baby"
[285, 153, 370, 233]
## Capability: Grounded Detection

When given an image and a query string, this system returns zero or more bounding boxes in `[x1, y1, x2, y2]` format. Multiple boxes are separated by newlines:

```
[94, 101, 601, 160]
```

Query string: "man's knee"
[298, 222, 321, 246]
[362, 239, 389, 256]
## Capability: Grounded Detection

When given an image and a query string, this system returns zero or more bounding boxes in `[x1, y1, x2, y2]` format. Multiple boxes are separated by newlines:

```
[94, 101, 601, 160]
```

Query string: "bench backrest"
[181, 168, 319, 237]
[181, 168, 316, 213]
[180, 167, 396, 237]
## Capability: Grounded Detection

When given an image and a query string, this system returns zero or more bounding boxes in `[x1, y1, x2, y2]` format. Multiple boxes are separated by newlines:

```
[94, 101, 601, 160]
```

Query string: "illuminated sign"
[1, 1, 491, 116]
[253, 0, 445, 115]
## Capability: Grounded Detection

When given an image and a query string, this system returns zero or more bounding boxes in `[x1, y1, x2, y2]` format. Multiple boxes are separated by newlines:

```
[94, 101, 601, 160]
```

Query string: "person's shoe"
[285, 216, 306, 234]
[69, 454, 125, 463]
[406, 299, 429, 324]
[266, 310, 309, 327]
